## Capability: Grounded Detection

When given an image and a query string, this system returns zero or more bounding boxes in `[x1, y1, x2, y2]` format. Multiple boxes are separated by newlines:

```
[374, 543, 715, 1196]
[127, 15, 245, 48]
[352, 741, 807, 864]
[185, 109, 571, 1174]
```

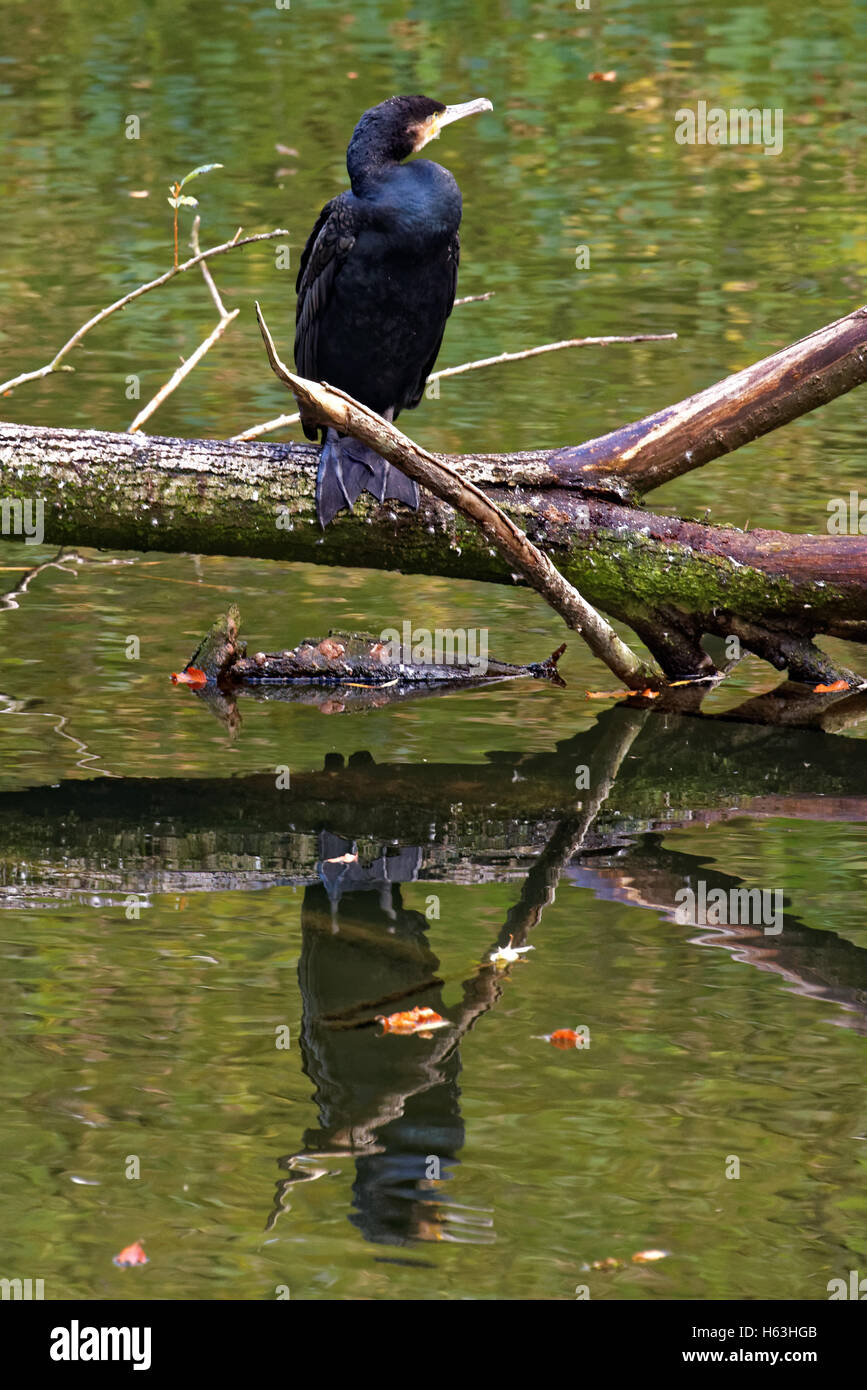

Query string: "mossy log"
[1, 419, 864, 685]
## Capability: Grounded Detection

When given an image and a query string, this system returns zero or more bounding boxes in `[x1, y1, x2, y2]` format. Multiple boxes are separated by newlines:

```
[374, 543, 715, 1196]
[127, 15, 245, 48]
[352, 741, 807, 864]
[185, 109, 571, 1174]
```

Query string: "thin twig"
[230, 409, 301, 442]
[0, 228, 288, 395]
[125, 218, 239, 433]
[127, 310, 239, 433]
[453, 291, 495, 305]
[432, 333, 676, 380]
[190, 215, 229, 318]
[230, 331, 676, 442]
[255, 300, 661, 691]
[0, 548, 134, 610]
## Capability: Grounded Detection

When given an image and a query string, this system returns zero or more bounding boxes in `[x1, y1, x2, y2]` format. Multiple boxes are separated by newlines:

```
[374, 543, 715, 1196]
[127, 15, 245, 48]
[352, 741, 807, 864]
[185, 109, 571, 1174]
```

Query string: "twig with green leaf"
[167, 163, 224, 268]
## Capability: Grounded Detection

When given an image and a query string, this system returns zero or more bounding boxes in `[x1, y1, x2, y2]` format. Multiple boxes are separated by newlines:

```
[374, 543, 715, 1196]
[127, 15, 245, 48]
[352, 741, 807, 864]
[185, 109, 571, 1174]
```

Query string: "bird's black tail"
[316, 428, 420, 528]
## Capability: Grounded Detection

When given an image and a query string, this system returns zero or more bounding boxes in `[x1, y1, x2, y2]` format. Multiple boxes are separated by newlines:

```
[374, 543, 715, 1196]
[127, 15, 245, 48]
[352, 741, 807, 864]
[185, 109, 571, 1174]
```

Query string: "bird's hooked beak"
[414, 97, 493, 150]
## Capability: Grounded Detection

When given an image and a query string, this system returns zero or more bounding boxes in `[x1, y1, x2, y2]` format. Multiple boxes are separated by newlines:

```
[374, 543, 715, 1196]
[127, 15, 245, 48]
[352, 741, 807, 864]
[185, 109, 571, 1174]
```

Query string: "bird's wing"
[294, 193, 356, 398]
[401, 230, 460, 414]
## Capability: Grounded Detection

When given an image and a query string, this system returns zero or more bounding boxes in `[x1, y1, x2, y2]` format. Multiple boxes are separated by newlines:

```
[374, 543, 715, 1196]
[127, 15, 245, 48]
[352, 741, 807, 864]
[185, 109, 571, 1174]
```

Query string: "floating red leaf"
[170, 666, 207, 688]
[113, 1240, 148, 1268]
[377, 1006, 449, 1037]
[535, 1027, 587, 1049]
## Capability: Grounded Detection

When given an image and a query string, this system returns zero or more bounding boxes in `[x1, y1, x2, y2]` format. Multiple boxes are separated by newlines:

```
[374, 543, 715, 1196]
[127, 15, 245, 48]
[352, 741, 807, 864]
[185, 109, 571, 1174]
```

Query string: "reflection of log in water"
[567, 838, 867, 1033]
[2, 705, 866, 896]
[3, 702, 865, 1243]
[2, 705, 866, 1036]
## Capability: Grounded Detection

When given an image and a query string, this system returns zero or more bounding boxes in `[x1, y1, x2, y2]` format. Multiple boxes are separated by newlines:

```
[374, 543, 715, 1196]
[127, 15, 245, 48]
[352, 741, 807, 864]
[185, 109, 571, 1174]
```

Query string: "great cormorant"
[295, 94, 493, 528]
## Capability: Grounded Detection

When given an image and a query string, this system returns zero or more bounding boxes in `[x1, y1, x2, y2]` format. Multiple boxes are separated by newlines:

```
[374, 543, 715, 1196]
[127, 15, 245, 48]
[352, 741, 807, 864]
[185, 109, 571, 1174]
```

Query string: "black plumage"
[295, 94, 492, 527]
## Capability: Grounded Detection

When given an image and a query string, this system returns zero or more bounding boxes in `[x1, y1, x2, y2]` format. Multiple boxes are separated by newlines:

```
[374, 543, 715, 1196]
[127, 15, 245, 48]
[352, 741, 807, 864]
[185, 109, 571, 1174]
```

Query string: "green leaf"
[178, 162, 224, 189]
[177, 195, 199, 207]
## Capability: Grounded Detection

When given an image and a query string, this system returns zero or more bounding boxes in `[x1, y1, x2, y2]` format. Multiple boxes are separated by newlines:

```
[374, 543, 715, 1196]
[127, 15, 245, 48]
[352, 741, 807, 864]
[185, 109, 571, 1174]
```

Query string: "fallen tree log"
[1, 419, 864, 685]
[2, 300, 867, 686]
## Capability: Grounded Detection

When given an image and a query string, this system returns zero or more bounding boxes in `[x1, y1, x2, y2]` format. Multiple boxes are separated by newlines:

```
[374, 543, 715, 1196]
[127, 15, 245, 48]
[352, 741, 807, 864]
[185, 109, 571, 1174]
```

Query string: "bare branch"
[127, 310, 239, 433]
[230, 409, 301, 442]
[430, 333, 676, 381]
[551, 303, 867, 495]
[190, 215, 229, 318]
[125, 217, 241, 433]
[0, 228, 288, 396]
[230, 331, 677, 442]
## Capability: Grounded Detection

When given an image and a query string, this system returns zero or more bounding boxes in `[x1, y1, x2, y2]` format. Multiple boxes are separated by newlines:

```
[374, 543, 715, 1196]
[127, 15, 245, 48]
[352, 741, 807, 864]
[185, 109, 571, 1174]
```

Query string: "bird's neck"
[346, 145, 399, 195]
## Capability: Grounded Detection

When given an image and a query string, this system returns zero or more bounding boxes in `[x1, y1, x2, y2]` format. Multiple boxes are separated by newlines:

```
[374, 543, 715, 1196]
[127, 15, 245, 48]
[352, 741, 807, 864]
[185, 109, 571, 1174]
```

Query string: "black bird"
[295, 94, 493, 527]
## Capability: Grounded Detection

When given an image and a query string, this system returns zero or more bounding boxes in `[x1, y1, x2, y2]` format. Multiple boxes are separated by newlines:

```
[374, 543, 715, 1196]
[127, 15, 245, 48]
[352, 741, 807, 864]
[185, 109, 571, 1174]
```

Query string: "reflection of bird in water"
[316, 833, 422, 928]
[268, 833, 494, 1247]
[295, 94, 493, 526]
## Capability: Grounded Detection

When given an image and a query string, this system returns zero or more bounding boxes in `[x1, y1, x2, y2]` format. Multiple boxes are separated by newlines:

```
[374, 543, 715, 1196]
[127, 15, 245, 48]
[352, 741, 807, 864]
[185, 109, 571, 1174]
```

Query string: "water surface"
[0, 0, 866, 1301]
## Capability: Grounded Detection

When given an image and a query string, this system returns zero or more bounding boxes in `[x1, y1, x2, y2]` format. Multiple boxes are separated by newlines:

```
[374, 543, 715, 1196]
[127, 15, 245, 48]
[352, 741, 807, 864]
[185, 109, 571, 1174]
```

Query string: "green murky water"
[1, 0, 866, 1300]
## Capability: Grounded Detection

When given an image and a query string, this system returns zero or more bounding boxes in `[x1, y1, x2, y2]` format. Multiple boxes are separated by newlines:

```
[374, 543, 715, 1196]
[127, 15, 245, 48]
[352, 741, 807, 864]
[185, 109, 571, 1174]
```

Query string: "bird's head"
[347, 94, 493, 183]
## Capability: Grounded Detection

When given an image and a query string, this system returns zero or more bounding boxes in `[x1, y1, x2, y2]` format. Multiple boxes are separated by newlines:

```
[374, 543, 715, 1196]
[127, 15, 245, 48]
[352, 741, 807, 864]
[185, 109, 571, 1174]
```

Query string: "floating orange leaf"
[170, 666, 207, 688]
[113, 1240, 148, 1268]
[632, 1249, 669, 1263]
[534, 1027, 587, 1049]
[813, 679, 850, 693]
[586, 687, 658, 700]
[588, 70, 617, 82]
[377, 1005, 449, 1037]
[550, 1029, 582, 1049]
